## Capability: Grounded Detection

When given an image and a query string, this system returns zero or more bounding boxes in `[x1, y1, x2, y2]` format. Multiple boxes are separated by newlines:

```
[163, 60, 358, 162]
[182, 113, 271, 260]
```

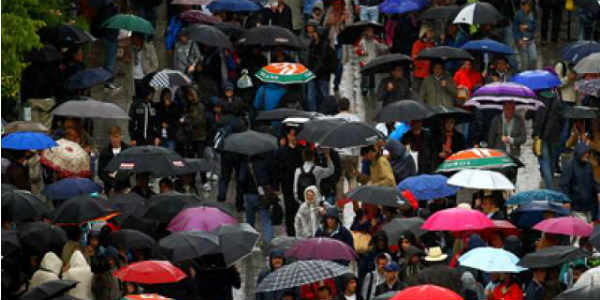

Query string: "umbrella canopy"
[25, 44, 62, 63]
[591, 226, 600, 250]
[185, 24, 233, 48]
[18, 221, 67, 256]
[297, 118, 347, 143]
[52, 98, 129, 119]
[286, 237, 358, 261]
[459, 247, 526, 273]
[573, 266, 600, 288]
[3, 121, 48, 134]
[109, 193, 147, 217]
[144, 192, 201, 223]
[360, 53, 412, 75]
[373, 291, 399, 300]
[574, 52, 600, 74]
[479, 220, 521, 241]
[382, 217, 426, 245]
[167, 206, 237, 232]
[575, 79, 600, 97]
[223, 130, 278, 156]
[103, 14, 154, 35]
[238, 26, 304, 49]
[511, 70, 561, 91]
[518, 246, 590, 269]
[453, 2, 502, 25]
[43, 177, 102, 200]
[269, 236, 306, 252]
[105, 146, 193, 177]
[64, 67, 113, 90]
[316, 121, 384, 148]
[38, 24, 95, 47]
[420, 4, 461, 21]
[465, 82, 544, 110]
[423, 106, 472, 126]
[507, 188, 570, 205]
[397, 174, 458, 201]
[41, 139, 91, 178]
[179, 9, 219, 24]
[422, 207, 494, 231]
[256, 63, 315, 84]
[533, 216, 593, 237]
[214, 22, 245, 39]
[18, 279, 78, 300]
[375, 100, 433, 122]
[346, 185, 406, 208]
[447, 169, 515, 191]
[158, 230, 220, 261]
[436, 148, 518, 172]
[2, 229, 21, 257]
[379, 0, 427, 15]
[562, 40, 600, 64]
[172, 0, 212, 4]
[213, 223, 260, 266]
[208, 0, 260, 12]
[461, 39, 515, 55]
[1, 132, 57, 150]
[256, 108, 314, 121]
[2, 190, 50, 222]
[256, 260, 350, 292]
[510, 200, 570, 227]
[52, 194, 113, 224]
[146, 69, 192, 89]
[193, 201, 235, 216]
[390, 284, 464, 300]
[124, 294, 174, 300]
[416, 46, 474, 61]
[113, 260, 187, 284]
[554, 284, 600, 300]
[337, 21, 384, 44]
[184, 158, 216, 174]
[109, 229, 156, 250]
[574, 0, 600, 14]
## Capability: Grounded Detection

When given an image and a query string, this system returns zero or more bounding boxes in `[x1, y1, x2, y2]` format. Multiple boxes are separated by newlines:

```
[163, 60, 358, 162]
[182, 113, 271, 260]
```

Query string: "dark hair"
[338, 97, 351, 111]
[63, 225, 82, 241]
[317, 285, 332, 294]
[160, 88, 171, 102]
[159, 178, 173, 189]
[302, 147, 315, 162]
[361, 145, 376, 155]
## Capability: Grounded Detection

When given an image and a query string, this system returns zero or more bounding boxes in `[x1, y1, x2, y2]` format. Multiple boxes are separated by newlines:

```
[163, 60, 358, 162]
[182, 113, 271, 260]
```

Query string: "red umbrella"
[390, 284, 464, 300]
[113, 260, 187, 284]
[480, 220, 521, 239]
[533, 216, 593, 237]
[422, 208, 494, 231]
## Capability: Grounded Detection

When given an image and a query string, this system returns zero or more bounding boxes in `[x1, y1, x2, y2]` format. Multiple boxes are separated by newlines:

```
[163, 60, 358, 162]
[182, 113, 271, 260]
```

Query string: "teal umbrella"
[507, 189, 570, 205]
[102, 14, 154, 35]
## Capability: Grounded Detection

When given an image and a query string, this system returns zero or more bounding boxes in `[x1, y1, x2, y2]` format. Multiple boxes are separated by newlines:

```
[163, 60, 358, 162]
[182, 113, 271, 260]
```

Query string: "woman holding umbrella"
[432, 117, 466, 169]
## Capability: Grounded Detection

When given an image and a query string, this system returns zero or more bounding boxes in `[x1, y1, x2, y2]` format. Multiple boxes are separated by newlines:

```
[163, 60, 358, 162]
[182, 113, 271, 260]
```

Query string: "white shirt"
[112, 147, 121, 156]
[132, 50, 144, 79]
[344, 294, 357, 300]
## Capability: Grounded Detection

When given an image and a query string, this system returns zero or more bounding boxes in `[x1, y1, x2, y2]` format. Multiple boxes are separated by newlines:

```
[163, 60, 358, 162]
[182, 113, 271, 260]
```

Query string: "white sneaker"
[203, 182, 212, 192]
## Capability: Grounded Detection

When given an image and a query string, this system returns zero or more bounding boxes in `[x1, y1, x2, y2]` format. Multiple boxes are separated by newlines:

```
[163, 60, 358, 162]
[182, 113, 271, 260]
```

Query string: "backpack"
[296, 165, 317, 202]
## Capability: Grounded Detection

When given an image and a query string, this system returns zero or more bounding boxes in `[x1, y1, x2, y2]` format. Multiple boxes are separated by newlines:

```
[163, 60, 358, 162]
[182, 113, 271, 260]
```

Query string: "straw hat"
[424, 246, 448, 262]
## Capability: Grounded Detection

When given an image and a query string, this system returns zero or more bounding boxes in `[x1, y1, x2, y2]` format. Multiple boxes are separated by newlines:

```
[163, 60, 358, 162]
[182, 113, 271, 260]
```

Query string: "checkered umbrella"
[148, 69, 192, 89]
[256, 260, 350, 292]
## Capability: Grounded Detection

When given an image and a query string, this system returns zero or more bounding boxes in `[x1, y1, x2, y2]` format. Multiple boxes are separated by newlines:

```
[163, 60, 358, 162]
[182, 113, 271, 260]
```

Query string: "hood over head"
[340, 272, 357, 290]
[303, 185, 321, 204]
[268, 249, 285, 269]
[40, 252, 63, 275]
[323, 207, 340, 222]
[68, 250, 89, 269]
[313, 1, 324, 11]
[371, 230, 389, 250]
[461, 271, 478, 290]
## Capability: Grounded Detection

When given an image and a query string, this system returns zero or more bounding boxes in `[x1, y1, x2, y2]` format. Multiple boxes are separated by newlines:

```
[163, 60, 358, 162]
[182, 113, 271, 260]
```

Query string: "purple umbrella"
[466, 82, 544, 110]
[285, 237, 358, 261]
[473, 82, 537, 98]
[167, 207, 238, 232]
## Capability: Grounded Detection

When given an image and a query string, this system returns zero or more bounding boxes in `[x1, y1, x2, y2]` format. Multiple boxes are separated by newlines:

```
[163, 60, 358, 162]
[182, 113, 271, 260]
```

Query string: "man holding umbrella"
[419, 61, 457, 107]
[376, 65, 411, 107]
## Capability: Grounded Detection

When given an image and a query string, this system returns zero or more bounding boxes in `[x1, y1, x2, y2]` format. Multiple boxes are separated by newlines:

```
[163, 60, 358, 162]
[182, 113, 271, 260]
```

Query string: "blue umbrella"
[511, 70, 561, 91]
[208, 0, 260, 12]
[461, 39, 515, 55]
[562, 41, 600, 64]
[459, 247, 527, 273]
[510, 200, 570, 227]
[64, 67, 113, 90]
[397, 174, 459, 201]
[507, 189, 570, 205]
[43, 177, 102, 200]
[379, 0, 427, 15]
[1, 132, 57, 150]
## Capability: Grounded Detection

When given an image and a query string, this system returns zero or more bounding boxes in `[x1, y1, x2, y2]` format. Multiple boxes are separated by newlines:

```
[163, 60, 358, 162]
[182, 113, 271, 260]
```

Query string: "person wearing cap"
[173, 28, 200, 74]
[316, 207, 354, 249]
[374, 262, 406, 296]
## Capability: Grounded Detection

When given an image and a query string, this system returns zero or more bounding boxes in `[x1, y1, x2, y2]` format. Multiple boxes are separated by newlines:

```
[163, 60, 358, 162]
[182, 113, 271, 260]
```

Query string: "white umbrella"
[447, 169, 515, 191]
[452, 2, 503, 25]
[574, 266, 600, 288]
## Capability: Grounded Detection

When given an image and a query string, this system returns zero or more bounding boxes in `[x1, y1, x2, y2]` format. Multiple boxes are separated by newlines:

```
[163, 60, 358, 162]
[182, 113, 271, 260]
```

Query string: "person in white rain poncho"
[62, 250, 95, 300]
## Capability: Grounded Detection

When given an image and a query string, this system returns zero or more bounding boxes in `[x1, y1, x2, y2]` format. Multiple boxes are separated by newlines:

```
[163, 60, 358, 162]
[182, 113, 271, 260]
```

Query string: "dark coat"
[98, 142, 129, 189]
[401, 129, 434, 174]
[487, 113, 527, 157]
[377, 77, 411, 107]
[275, 144, 304, 195]
[374, 280, 406, 296]
[533, 93, 565, 143]
[560, 143, 597, 213]
[266, 4, 293, 30]
[315, 223, 355, 250]
[316, 150, 341, 198]
[307, 36, 335, 80]
[385, 139, 417, 184]
[128, 100, 160, 145]
[432, 129, 466, 167]
[156, 101, 181, 140]
[196, 266, 241, 300]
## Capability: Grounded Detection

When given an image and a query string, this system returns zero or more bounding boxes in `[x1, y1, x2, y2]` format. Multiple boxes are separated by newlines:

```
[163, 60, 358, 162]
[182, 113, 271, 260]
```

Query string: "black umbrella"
[424, 105, 473, 126]
[317, 122, 384, 148]
[213, 223, 260, 266]
[52, 194, 112, 224]
[2, 189, 50, 222]
[18, 222, 67, 256]
[38, 24, 95, 47]
[382, 217, 427, 245]
[109, 193, 147, 217]
[360, 53, 412, 75]
[184, 24, 233, 49]
[452, 2, 503, 25]
[375, 100, 433, 122]
[223, 130, 278, 156]
[518, 246, 590, 269]
[346, 185, 407, 208]
[145, 192, 201, 223]
[561, 105, 599, 119]
[414, 265, 463, 294]
[337, 21, 384, 44]
[105, 146, 194, 177]
[184, 158, 217, 174]
[419, 5, 461, 20]
[214, 22, 245, 40]
[554, 284, 600, 300]
[1, 229, 21, 257]
[18, 279, 77, 300]
[591, 225, 600, 250]
[116, 214, 160, 233]
[159, 230, 220, 261]
[238, 26, 305, 49]
[575, 0, 600, 15]
[64, 67, 113, 90]
[255, 108, 314, 121]
[297, 118, 347, 143]
[417, 46, 474, 61]
[25, 45, 62, 63]
[51, 98, 129, 119]
[189, 201, 236, 216]
[108, 229, 156, 250]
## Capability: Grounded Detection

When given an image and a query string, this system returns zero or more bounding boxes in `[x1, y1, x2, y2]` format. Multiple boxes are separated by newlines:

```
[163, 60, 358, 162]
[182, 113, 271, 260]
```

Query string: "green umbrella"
[102, 14, 154, 35]
[255, 62, 315, 84]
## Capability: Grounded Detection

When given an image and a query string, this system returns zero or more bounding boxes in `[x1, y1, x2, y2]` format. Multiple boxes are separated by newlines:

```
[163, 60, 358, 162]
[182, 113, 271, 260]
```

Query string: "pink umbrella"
[422, 207, 494, 231]
[285, 237, 358, 261]
[167, 207, 237, 232]
[533, 216, 593, 237]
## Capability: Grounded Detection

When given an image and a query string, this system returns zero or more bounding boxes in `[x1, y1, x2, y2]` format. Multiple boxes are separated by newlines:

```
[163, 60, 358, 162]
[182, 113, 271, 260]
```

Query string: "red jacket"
[453, 67, 482, 93]
[492, 282, 523, 300]
[411, 39, 435, 79]
[300, 279, 338, 299]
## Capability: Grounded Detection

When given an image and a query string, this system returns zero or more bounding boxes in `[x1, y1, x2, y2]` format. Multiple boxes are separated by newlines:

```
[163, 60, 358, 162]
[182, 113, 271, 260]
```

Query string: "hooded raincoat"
[62, 250, 95, 300]
[29, 252, 63, 289]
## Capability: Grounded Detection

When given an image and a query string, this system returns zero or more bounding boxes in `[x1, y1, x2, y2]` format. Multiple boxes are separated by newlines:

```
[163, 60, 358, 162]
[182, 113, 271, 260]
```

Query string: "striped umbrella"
[148, 69, 192, 89]
[256, 63, 315, 84]
[437, 148, 518, 172]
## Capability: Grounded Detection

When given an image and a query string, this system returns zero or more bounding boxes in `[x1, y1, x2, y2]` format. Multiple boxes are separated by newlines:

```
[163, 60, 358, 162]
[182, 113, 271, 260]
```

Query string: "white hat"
[424, 246, 448, 262]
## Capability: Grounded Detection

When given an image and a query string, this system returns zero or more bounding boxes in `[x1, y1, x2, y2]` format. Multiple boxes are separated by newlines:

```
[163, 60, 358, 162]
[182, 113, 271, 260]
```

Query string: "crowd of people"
[3, 0, 600, 300]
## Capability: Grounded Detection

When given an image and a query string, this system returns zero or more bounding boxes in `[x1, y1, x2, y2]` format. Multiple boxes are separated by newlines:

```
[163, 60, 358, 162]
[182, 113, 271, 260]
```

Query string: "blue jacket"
[513, 10, 536, 40]
[254, 83, 287, 111]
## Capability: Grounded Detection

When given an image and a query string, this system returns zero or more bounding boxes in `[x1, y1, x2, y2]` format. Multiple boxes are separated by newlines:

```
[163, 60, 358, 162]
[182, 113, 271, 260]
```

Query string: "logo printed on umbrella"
[274, 37, 289, 43]
[120, 162, 135, 169]
[172, 160, 184, 167]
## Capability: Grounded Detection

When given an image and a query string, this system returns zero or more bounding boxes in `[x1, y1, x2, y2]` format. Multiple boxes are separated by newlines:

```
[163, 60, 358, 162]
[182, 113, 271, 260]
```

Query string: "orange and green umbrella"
[436, 148, 518, 172]
[256, 62, 315, 84]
